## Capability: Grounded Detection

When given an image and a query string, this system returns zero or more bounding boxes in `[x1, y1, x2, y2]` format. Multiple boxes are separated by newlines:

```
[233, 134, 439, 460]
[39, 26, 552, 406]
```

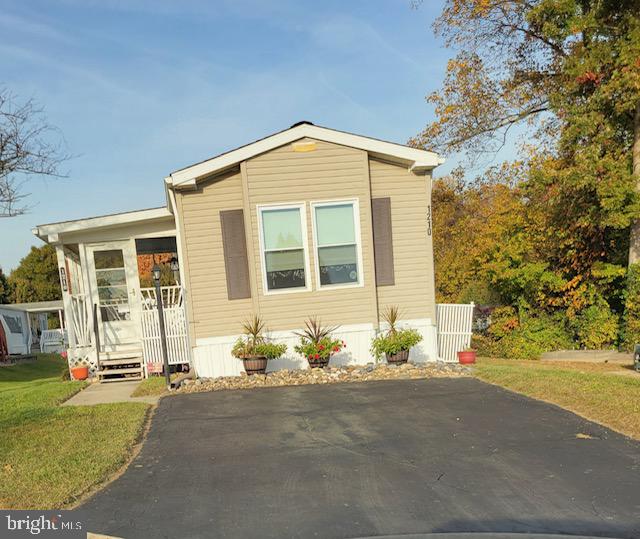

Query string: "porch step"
[100, 358, 144, 367]
[97, 351, 144, 382]
[99, 374, 143, 383]
[98, 366, 143, 377]
[101, 349, 143, 361]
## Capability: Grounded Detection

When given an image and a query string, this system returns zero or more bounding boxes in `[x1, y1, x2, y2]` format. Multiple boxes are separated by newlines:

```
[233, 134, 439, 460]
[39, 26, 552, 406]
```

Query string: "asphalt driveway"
[80, 378, 640, 539]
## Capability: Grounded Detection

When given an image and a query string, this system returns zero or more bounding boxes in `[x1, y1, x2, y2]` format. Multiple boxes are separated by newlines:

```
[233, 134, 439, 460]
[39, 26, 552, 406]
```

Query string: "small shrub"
[231, 315, 287, 360]
[471, 334, 498, 357]
[371, 329, 422, 360]
[294, 318, 344, 363]
[487, 306, 520, 340]
[622, 263, 640, 351]
[496, 312, 573, 359]
[571, 300, 619, 349]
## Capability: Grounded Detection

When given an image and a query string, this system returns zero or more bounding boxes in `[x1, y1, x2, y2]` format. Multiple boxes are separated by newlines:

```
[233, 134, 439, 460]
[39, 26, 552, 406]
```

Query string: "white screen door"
[86, 241, 141, 347]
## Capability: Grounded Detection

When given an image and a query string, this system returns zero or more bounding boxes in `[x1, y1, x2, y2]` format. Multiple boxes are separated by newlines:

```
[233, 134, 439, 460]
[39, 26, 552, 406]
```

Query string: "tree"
[412, 0, 640, 262]
[0, 89, 69, 217]
[432, 163, 526, 304]
[0, 267, 11, 303]
[8, 245, 61, 303]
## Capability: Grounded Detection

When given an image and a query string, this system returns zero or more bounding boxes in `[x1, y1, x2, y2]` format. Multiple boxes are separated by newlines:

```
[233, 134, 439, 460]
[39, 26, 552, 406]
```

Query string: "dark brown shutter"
[371, 197, 395, 286]
[220, 209, 251, 300]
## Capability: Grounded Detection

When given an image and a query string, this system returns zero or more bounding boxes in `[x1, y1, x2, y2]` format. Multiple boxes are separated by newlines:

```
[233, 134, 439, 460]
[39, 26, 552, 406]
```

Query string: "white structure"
[0, 300, 64, 356]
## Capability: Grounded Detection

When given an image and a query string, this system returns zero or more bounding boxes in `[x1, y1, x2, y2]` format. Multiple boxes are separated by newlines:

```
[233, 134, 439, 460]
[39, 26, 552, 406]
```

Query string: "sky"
[0, 0, 508, 272]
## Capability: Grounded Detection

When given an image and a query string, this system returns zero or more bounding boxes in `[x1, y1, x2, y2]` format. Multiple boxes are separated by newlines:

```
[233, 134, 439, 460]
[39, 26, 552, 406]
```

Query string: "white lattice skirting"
[192, 319, 439, 379]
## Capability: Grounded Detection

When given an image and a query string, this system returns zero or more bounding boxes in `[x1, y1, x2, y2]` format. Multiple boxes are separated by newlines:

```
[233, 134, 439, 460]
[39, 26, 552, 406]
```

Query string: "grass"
[131, 375, 170, 397]
[475, 358, 640, 440]
[0, 354, 149, 509]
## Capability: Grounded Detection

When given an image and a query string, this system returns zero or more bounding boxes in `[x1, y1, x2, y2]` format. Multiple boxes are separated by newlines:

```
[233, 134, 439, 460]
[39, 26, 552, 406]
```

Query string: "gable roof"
[165, 122, 444, 188]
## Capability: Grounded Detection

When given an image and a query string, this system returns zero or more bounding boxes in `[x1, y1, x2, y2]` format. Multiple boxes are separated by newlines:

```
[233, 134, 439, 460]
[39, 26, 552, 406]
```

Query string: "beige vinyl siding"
[245, 138, 377, 330]
[176, 168, 252, 339]
[369, 158, 436, 320]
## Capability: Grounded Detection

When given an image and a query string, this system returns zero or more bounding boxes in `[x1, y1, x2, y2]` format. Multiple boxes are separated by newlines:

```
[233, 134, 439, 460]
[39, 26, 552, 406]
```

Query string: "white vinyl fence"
[436, 303, 474, 362]
[140, 287, 190, 366]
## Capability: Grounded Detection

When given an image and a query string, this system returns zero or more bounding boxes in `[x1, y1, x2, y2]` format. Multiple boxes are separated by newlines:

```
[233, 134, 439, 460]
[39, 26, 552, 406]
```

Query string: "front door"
[86, 241, 141, 348]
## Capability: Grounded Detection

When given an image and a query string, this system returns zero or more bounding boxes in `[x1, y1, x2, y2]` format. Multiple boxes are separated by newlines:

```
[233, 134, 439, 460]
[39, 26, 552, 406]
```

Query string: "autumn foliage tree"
[8, 245, 61, 303]
[418, 0, 640, 354]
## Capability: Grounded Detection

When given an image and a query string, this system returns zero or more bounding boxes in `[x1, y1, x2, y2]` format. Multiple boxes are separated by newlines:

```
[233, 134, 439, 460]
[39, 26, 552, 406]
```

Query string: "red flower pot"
[70, 366, 89, 380]
[457, 350, 476, 365]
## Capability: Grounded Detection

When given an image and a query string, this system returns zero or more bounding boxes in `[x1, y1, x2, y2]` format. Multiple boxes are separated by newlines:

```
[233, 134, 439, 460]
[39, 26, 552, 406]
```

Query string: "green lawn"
[131, 375, 169, 397]
[0, 355, 149, 509]
[475, 358, 640, 440]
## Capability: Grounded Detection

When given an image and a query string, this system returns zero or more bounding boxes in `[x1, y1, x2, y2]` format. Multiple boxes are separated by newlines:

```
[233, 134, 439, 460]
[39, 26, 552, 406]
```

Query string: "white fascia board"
[168, 124, 444, 187]
[33, 207, 173, 243]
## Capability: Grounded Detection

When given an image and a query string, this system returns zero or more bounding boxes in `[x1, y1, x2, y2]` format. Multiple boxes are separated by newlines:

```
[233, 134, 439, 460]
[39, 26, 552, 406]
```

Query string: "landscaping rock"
[176, 362, 470, 395]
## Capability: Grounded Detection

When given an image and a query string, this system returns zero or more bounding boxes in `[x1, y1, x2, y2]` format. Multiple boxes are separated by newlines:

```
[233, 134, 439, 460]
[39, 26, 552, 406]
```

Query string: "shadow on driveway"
[79, 378, 640, 539]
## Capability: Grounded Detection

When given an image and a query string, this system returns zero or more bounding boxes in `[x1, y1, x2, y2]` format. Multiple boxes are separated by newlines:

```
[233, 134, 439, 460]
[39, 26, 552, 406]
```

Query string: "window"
[259, 205, 308, 292]
[2, 314, 23, 334]
[93, 249, 130, 321]
[312, 201, 361, 287]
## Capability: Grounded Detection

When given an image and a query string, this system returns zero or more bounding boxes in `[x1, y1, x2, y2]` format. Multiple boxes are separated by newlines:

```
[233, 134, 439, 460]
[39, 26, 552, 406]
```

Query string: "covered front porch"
[33, 207, 191, 381]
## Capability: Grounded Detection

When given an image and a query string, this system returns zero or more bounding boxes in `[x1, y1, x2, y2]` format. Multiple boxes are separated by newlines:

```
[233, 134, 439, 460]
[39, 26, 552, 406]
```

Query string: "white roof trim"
[166, 124, 444, 187]
[0, 300, 63, 313]
[33, 207, 173, 242]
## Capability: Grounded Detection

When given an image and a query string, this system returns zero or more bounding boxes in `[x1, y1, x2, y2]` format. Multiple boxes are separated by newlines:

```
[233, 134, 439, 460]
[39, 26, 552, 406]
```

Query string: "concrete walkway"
[62, 380, 159, 406]
[540, 349, 633, 364]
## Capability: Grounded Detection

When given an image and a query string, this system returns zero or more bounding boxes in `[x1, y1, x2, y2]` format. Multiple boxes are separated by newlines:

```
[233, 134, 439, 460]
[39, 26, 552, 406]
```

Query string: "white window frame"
[257, 202, 311, 295]
[310, 198, 364, 291]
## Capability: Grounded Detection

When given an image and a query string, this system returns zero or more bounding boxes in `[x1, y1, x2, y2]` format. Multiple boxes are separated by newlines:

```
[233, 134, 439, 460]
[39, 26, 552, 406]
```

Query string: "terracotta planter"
[307, 357, 330, 369]
[457, 350, 477, 364]
[386, 349, 410, 365]
[242, 356, 268, 375]
[70, 366, 89, 380]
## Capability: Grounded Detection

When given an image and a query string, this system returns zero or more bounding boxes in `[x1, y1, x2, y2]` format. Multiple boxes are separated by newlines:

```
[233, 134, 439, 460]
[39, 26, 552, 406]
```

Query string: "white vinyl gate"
[140, 287, 190, 366]
[436, 303, 474, 362]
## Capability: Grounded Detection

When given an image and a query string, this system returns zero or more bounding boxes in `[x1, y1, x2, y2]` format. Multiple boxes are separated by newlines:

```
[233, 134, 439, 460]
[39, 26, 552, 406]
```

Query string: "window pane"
[2, 315, 23, 334]
[97, 286, 128, 301]
[265, 249, 305, 290]
[100, 305, 130, 322]
[318, 245, 358, 285]
[95, 269, 126, 287]
[94, 249, 125, 269]
[315, 204, 355, 246]
[262, 208, 303, 250]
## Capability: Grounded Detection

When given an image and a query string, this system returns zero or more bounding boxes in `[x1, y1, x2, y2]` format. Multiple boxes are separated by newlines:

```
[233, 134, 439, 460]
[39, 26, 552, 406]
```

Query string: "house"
[33, 122, 446, 380]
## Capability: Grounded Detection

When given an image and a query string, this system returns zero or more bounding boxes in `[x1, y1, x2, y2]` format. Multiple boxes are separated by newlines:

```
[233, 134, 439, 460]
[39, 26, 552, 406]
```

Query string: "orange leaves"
[576, 71, 602, 86]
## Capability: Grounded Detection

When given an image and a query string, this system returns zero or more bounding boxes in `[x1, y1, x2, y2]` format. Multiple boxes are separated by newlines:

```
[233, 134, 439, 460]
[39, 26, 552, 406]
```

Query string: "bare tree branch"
[0, 88, 70, 217]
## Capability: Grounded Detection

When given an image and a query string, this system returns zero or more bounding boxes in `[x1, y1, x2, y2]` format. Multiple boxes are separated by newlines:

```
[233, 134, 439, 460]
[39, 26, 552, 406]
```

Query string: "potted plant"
[70, 365, 89, 380]
[457, 347, 476, 364]
[294, 317, 345, 368]
[231, 315, 287, 375]
[371, 306, 423, 365]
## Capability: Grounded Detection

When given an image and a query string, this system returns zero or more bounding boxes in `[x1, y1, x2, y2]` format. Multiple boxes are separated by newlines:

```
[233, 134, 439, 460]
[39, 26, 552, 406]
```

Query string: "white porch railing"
[70, 294, 91, 347]
[140, 286, 183, 309]
[436, 303, 474, 362]
[140, 287, 190, 365]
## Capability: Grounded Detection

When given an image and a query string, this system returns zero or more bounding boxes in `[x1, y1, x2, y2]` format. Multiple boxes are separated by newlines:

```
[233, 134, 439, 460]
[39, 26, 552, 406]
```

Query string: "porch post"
[55, 245, 76, 351]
